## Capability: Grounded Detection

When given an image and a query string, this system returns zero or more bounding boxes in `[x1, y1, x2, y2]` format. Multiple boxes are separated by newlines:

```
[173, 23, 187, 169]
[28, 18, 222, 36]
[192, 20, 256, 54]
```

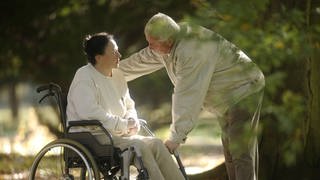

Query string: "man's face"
[100, 39, 121, 69]
[146, 35, 173, 54]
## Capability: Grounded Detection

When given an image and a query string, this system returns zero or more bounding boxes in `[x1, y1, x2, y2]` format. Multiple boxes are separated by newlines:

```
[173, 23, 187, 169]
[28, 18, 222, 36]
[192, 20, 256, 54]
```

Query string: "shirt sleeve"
[123, 89, 138, 120]
[119, 47, 164, 81]
[169, 40, 217, 143]
[68, 80, 128, 134]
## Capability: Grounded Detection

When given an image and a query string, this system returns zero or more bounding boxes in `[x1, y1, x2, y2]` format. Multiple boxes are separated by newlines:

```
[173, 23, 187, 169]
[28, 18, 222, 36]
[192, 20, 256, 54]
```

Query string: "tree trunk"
[304, 0, 320, 168]
[8, 80, 18, 121]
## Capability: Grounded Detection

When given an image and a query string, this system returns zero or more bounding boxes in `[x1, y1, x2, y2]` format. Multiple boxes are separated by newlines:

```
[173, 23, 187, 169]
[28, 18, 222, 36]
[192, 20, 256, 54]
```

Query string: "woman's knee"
[131, 139, 148, 149]
[148, 138, 169, 155]
[149, 138, 164, 148]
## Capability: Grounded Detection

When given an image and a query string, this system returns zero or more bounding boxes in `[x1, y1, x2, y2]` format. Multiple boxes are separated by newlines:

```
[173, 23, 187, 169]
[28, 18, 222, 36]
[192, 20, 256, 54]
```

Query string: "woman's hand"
[127, 118, 140, 135]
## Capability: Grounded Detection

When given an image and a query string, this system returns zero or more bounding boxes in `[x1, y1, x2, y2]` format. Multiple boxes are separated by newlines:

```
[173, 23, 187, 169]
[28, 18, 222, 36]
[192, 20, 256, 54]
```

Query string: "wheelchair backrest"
[37, 83, 68, 134]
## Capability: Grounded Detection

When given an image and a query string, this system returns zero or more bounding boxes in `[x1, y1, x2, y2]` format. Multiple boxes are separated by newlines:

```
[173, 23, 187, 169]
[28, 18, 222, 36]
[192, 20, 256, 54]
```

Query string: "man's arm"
[119, 47, 164, 81]
[168, 40, 218, 144]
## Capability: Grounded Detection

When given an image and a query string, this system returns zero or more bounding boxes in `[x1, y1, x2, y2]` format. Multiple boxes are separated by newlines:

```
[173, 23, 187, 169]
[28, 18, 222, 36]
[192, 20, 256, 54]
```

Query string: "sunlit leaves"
[274, 90, 305, 166]
[0, 54, 22, 78]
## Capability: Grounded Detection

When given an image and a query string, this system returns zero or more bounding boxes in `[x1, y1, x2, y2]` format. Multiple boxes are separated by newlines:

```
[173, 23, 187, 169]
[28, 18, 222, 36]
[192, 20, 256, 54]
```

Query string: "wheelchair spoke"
[30, 140, 100, 180]
[32, 146, 80, 179]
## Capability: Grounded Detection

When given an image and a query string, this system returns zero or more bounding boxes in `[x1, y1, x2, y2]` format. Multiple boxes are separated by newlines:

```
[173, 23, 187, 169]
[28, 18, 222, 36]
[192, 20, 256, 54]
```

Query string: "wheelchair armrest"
[67, 120, 115, 147]
[68, 120, 102, 127]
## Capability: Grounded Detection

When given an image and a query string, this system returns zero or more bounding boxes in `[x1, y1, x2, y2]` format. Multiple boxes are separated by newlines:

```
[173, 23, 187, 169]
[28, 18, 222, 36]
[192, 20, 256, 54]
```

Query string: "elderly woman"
[66, 32, 184, 180]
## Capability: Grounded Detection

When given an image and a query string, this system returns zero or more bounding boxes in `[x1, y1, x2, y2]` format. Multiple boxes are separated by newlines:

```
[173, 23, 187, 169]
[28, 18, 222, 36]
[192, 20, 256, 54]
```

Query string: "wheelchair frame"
[29, 83, 149, 180]
[29, 82, 188, 180]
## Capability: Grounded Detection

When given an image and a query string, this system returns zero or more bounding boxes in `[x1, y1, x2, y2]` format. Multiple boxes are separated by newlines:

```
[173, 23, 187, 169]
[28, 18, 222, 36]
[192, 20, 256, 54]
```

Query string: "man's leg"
[220, 132, 236, 180]
[221, 90, 263, 180]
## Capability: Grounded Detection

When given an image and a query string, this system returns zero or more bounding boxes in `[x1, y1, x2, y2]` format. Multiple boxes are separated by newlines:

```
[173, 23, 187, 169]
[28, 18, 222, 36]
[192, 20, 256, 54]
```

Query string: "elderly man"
[120, 13, 265, 180]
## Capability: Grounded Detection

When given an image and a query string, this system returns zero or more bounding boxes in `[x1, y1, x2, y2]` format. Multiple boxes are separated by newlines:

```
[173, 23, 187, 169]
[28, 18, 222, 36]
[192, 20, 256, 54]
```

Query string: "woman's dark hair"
[83, 32, 113, 65]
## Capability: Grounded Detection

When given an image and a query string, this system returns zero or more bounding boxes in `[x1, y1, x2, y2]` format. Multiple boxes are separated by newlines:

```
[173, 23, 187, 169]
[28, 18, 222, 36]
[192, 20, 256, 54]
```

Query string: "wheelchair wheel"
[80, 167, 120, 180]
[29, 139, 100, 180]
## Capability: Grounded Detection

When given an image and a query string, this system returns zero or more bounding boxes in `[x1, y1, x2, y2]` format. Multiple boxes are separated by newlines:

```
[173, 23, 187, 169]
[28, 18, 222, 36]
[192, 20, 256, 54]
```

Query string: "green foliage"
[0, 0, 318, 174]
[273, 90, 305, 165]
[184, 0, 313, 168]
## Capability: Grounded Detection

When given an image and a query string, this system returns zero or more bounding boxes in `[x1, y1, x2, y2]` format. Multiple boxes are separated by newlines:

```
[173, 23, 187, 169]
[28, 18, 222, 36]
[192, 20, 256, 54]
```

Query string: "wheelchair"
[29, 83, 150, 180]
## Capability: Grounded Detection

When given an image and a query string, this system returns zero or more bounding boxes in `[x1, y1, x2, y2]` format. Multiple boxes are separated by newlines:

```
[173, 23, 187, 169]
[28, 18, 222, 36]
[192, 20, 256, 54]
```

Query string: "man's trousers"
[218, 90, 264, 180]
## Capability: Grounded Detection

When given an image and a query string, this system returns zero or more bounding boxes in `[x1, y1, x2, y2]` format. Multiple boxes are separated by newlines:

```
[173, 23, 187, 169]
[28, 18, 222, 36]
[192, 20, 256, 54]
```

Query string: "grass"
[0, 153, 34, 174]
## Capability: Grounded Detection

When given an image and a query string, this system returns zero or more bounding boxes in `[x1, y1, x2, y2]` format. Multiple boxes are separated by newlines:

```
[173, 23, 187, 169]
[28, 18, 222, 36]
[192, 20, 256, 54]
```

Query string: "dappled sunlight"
[184, 155, 225, 175]
[0, 106, 56, 179]
[0, 107, 56, 155]
[0, 138, 11, 154]
[180, 143, 224, 175]
[1, 172, 28, 180]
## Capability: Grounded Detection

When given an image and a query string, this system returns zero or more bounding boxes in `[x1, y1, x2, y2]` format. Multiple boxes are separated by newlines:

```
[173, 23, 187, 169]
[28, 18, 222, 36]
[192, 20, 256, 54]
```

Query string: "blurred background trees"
[0, 0, 319, 179]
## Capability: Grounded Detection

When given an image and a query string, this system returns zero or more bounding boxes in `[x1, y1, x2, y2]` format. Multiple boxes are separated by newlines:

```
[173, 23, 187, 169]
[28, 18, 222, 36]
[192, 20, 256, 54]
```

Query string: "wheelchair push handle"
[36, 84, 51, 93]
[37, 82, 62, 93]
[38, 92, 54, 104]
[37, 83, 63, 104]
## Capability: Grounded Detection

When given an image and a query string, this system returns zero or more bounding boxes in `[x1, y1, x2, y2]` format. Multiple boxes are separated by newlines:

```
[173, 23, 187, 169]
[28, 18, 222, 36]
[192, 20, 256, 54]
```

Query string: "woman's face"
[146, 35, 173, 54]
[100, 39, 121, 69]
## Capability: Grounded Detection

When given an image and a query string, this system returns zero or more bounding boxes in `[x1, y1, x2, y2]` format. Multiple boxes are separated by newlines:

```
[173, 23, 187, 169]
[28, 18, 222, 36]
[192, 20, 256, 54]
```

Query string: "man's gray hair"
[144, 13, 180, 42]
